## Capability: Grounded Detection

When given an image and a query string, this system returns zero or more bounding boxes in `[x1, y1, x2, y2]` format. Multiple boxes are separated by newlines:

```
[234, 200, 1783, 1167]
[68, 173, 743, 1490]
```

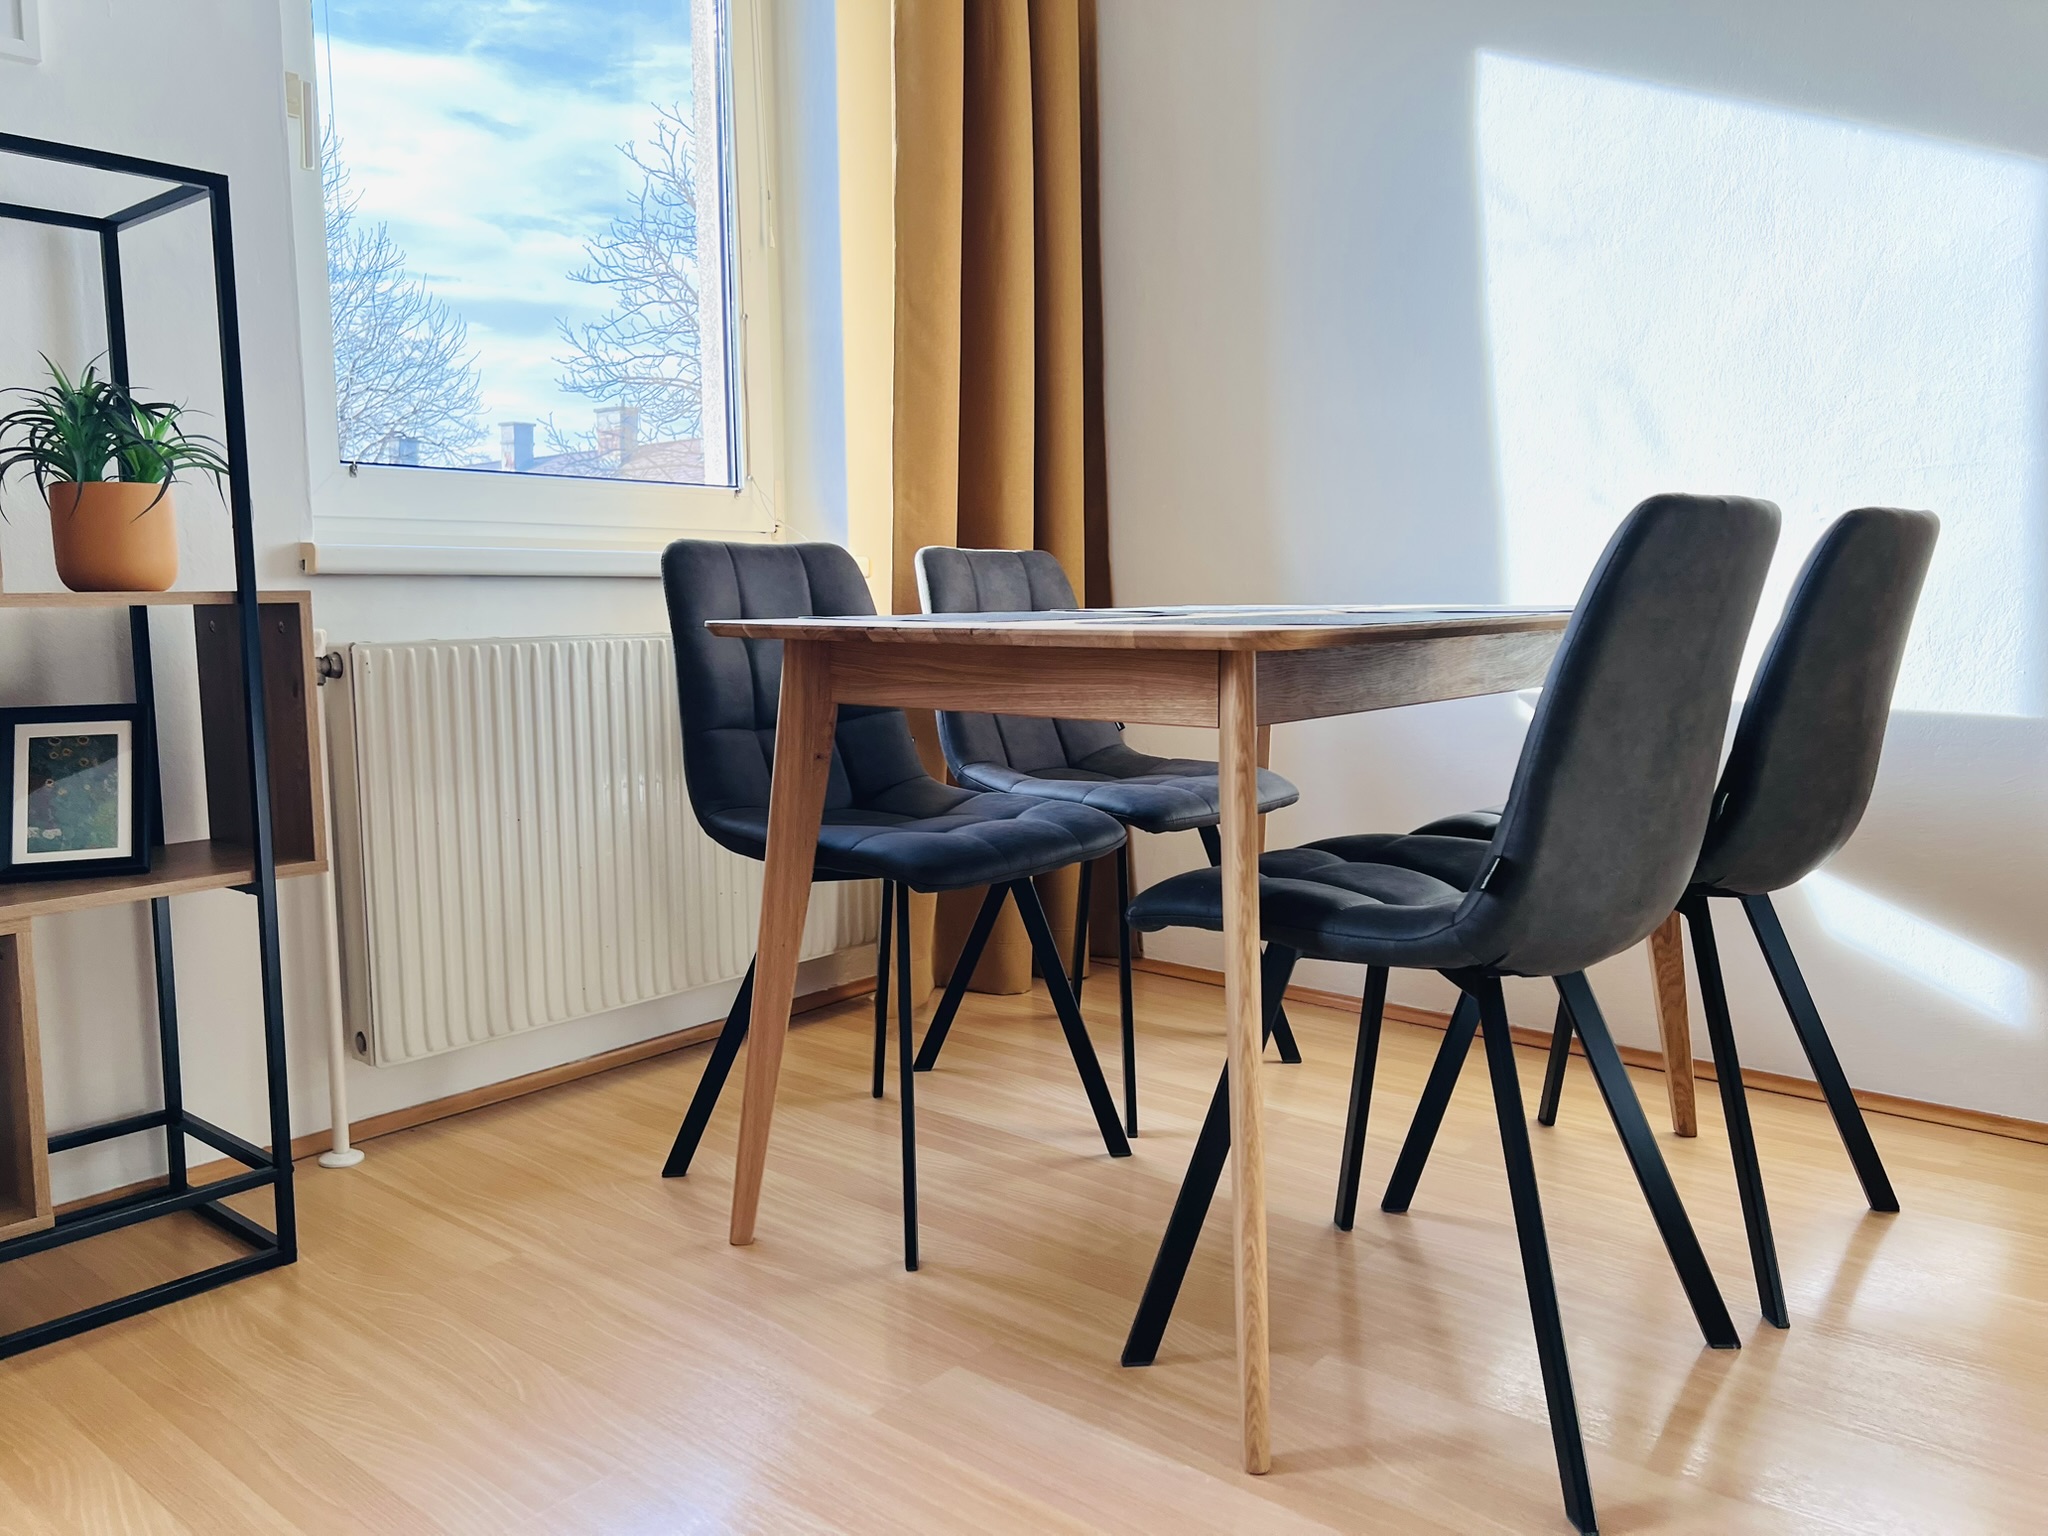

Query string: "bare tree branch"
[554, 105, 704, 444]
[324, 125, 485, 465]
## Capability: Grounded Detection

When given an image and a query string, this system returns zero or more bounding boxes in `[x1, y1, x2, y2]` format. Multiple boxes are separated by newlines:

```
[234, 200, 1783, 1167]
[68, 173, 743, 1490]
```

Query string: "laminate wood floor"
[1, 971, 2043, 1534]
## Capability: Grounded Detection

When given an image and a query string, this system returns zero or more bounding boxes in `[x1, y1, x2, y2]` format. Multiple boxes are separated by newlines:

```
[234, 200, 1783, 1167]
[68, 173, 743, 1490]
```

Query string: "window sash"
[283, 0, 781, 572]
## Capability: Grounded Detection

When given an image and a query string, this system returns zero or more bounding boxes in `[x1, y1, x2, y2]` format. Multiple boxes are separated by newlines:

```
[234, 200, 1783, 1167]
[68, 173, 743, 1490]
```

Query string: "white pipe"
[312, 627, 364, 1169]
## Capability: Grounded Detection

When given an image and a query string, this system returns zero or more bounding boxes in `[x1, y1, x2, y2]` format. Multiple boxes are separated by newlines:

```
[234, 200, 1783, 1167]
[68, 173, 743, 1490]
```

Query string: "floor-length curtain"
[893, 0, 1113, 995]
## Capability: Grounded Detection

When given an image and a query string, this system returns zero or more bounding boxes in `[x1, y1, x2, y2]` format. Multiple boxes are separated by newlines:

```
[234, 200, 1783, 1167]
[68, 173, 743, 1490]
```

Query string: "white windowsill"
[299, 541, 669, 579]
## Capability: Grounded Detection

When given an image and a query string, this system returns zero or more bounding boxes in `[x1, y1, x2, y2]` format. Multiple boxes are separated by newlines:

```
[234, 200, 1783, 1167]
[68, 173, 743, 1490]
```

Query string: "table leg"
[1255, 723, 1272, 853]
[1219, 652, 1270, 1473]
[730, 641, 837, 1246]
[1647, 911, 1698, 1137]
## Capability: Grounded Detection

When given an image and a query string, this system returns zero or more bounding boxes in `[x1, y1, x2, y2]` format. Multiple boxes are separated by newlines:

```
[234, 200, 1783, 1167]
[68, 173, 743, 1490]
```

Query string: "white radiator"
[328, 635, 877, 1066]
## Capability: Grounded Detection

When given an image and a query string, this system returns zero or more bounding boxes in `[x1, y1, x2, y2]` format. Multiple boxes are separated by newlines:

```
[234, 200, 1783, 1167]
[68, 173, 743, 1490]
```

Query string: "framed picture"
[1, 1, 39, 65]
[0, 705, 154, 882]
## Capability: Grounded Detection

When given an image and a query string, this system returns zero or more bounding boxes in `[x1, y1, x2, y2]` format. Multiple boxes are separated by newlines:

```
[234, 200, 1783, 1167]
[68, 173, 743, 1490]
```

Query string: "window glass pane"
[314, 0, 733, 486]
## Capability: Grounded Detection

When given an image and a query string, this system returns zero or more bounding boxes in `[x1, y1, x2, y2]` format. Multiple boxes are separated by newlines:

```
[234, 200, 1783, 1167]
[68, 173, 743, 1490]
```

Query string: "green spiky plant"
[0, 356, 229, 519]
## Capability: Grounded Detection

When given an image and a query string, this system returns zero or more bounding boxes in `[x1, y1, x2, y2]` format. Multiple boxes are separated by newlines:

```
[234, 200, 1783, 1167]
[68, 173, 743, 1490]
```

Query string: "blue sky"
[321, 0, 695, 95]
[318, 0, 701, 449]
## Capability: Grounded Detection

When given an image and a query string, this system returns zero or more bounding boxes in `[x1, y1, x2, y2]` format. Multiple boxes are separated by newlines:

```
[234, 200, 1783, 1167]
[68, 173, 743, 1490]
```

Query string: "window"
[286, 0, 778, 572]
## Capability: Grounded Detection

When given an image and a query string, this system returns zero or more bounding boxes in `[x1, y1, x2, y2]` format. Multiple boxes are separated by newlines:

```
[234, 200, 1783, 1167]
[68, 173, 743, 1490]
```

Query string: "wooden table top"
[706, 604, 1573, 652]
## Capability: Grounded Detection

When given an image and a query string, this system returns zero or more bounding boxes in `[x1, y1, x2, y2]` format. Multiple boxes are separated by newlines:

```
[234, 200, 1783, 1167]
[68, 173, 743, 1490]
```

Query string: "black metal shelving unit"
[0, 130, 296, 1352]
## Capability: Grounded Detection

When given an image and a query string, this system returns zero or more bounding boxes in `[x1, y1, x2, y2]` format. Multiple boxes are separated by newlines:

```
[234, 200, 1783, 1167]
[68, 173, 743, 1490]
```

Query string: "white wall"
[0, 0, 863, 1201]
[1097, 0, 2048, 1121]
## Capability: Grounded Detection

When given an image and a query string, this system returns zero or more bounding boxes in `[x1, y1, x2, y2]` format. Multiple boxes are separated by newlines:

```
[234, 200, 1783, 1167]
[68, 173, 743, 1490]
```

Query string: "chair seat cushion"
[956, 742, 1300, 834]
[1126, 833, 1493, 970]
[703, 786, 1126, 893]
[1409, 806, 1503, 841]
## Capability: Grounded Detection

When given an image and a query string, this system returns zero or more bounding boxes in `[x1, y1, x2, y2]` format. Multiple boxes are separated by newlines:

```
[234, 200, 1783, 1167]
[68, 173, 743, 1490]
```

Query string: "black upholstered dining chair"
[1119, 494, 1779, 1535]
[1411, 507, 1938, 1329]
[912, 545, 1303, 1134]
[657, 540, 1133, 1270]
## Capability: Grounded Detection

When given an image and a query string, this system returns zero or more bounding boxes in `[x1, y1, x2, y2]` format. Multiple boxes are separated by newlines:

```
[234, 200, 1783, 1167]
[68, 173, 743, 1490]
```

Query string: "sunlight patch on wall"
[1477, 52, 2046, 717]
[1802, 872, 2031, 1027]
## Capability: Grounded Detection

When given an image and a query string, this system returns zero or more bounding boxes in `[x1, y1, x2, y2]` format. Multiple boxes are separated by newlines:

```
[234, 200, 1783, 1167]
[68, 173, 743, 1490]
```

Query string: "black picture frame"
[0, 703, 156, 883]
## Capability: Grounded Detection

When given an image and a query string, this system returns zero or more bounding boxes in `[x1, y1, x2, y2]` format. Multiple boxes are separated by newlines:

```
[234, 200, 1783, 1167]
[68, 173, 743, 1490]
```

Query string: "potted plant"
[0, 356, 228, 592]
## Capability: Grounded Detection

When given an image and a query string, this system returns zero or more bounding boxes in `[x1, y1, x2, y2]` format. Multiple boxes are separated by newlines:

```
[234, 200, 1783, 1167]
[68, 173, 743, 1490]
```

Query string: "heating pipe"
[312, 628, 363, 1169]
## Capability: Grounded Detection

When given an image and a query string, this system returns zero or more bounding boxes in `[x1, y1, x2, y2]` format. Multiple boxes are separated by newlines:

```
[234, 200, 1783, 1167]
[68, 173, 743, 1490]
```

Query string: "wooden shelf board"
[0, 841, 325, 921]
[0, 1201, 54, 1242]
[0, 590, 236, 608]
[0, 589, 311, 609]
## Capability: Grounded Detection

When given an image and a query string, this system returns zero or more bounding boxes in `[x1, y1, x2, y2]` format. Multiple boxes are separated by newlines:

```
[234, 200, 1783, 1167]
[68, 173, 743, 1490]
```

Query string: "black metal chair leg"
[1196, 823, 1300, 1063]
[1334, 966, 1387, 1230]
[1123, 1066, 1230, 1367]
[1117, 843, 1137, 1136]
[1267, 988, 1303, 1064]
[1011, 879, 1132, 1157]
[1536, 997, 1574, 1127]
[1070, 857, 1094, 1004]
[661, 960, 756, 1177]
[1122, 944, 1296, 1366]
[912, 882, 1010, 1071]
[1685, 898, 1789, 1328]
[1380, 990, 1481, 1213]
[873, 881, 893, 1099]
[1741, 893, 1899, 1213]
[1555, 971, 1742, 1350]
[896, 882, 919, 1270]
[1474, 976, 1597, 1536]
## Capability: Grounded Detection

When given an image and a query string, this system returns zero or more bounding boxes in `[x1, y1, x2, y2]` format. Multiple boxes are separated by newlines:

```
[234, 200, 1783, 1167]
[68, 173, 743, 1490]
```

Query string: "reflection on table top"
[706, 604, 1574, 651]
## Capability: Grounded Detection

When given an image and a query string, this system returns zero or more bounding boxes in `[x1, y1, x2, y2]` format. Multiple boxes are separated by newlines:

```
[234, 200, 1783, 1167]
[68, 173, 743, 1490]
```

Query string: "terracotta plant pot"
[46, 481, 179, 592]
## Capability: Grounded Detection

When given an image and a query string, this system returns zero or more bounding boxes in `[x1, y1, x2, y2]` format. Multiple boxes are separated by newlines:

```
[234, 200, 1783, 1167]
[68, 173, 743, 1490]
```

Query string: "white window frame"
[280, 0, 782, 577]
[1, 0, 42, 65]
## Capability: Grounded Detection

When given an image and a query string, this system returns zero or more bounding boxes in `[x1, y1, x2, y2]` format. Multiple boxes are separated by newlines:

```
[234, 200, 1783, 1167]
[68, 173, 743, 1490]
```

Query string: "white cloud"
[323, 36, 697, 426]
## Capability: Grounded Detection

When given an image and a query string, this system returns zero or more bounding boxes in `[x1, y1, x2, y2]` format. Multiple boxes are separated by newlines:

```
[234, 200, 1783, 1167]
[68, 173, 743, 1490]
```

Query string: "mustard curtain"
[892, 0, 1113, 995]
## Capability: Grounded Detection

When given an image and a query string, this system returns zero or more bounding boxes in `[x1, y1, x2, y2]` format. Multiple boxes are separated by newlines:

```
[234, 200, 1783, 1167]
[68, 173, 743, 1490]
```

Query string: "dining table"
[707, 601, 1571, 1474]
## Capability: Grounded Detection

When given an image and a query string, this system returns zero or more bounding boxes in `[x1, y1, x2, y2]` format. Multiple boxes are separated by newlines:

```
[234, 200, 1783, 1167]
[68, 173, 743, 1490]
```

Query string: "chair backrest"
[1457, 494, 1780, 977]
[914, 545, 1122, 777]
[661, 540, 936, 853]
[1689, 507, 1938, 896]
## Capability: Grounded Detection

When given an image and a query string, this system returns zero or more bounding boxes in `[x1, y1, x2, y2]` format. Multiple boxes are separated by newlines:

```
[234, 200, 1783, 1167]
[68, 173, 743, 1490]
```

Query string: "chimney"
[394, 435, 420, 466]
[596, 404, 640, 462]
[501, 421, 534, 472]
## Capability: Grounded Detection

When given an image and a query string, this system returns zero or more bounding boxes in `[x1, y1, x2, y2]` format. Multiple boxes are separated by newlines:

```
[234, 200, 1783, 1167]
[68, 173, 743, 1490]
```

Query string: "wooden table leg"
[1219, 652, 1270, 1473]
[1255, 723, 1272, 852]
[1647, 911, 1698, 1137]
[730, 641, 838, 1245]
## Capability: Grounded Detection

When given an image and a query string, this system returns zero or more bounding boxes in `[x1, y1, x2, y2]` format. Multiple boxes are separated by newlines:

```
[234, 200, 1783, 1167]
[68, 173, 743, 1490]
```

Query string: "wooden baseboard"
[1131, 955, 2048, 1146]
[55, 974, 879, 1216]
[58, 950, 2043, 1225]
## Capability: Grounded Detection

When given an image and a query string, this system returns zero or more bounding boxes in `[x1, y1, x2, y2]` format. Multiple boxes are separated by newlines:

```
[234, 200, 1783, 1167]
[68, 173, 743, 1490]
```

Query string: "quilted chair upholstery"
[909, 543, 1304, 1135]
[1409, 507, 1940, 1332]
[1120, 494, 1782, 1536]
[1128, 495, 1781, 978]
[663, 540, 1127, 889]
[657, 539, 1134, 1275]
[1411, 508, 1940, 898]
[914, 546, 1298, 831]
